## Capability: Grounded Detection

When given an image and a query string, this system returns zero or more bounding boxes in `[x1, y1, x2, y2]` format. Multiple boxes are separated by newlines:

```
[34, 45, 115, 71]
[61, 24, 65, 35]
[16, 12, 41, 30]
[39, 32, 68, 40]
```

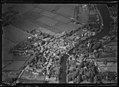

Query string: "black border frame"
[1, 0, 118, 87]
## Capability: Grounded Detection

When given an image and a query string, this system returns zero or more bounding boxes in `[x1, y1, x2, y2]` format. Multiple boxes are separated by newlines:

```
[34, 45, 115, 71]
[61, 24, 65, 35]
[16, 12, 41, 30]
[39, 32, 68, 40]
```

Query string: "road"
[59, 4, 112, 83]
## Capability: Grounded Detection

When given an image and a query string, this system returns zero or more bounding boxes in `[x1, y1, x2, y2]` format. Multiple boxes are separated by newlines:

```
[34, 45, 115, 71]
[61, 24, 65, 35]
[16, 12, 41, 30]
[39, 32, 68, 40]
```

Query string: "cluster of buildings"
[8, 24, 96, 84]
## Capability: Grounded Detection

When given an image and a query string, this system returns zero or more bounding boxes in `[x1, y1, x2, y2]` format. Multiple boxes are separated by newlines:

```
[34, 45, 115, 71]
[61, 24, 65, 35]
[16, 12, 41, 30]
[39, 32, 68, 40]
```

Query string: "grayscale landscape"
[2, 3, 118, 85]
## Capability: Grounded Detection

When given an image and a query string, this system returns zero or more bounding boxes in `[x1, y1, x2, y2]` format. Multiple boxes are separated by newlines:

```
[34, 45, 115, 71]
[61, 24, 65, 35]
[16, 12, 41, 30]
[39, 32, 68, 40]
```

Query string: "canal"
[59, 4, 112, 83]
[59, 54, 69, 83]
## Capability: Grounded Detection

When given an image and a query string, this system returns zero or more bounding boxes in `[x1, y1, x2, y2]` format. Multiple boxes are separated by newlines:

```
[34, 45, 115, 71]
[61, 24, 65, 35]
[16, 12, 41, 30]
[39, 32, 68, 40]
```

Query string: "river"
[59, 4, 112, 83]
